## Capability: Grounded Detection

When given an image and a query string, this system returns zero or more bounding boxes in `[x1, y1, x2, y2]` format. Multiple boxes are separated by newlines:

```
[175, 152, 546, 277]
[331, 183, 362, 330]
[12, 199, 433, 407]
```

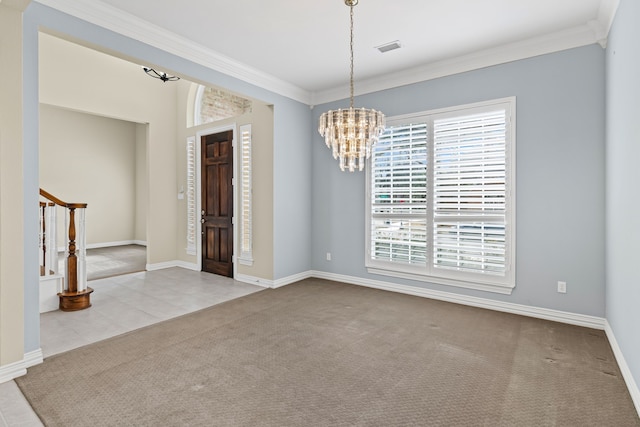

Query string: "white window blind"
[186, 136, 196, 255]
[367, 98, 515, 293]
[433, 110, 507, 275]
[371, 123, 427, 266]
[239, 124, 253, 265]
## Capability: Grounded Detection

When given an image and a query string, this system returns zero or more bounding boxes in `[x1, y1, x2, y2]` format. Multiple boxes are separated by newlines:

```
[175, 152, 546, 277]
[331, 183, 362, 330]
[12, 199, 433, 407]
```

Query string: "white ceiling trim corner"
[34, 0, 312, 104]
[591, 0, 620, 47]
[598, 0, 621, 35]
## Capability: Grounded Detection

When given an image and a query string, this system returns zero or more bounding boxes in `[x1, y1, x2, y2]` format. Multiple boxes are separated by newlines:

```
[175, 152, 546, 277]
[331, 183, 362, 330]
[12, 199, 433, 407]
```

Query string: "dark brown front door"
[201, 130, 233, 277]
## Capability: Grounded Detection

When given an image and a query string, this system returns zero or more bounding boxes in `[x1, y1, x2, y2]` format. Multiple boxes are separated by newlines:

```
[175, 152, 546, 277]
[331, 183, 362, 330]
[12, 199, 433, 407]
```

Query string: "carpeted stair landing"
[17, 279, 640, 426]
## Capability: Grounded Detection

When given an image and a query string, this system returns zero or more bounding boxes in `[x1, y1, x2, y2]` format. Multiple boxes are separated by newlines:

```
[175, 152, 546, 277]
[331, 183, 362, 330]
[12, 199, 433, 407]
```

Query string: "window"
[366, 98, 515, 294]
[238, 124, 253, 265]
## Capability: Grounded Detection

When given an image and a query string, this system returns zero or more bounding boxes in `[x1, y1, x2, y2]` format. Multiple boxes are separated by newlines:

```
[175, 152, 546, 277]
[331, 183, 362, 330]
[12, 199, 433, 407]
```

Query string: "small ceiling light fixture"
[143, 67, 180, 83]
[318, 0, 385, 172]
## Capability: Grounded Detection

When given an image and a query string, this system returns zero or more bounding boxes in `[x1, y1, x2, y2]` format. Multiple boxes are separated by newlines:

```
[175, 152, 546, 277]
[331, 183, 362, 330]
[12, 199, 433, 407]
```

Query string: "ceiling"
[35, 0, 617, 104]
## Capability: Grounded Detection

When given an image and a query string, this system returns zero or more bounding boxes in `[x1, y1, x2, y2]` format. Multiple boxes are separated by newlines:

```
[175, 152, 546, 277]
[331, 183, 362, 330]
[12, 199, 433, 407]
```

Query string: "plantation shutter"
[432, 109, 508, 275]
[370, 123, 428, 266]
[239, 124, 253, 263]
[186, 136, 196, 255]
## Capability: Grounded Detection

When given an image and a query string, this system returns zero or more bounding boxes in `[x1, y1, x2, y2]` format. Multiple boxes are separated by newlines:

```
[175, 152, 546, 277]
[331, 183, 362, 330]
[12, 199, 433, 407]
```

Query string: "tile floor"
[0, 268, 264, 426]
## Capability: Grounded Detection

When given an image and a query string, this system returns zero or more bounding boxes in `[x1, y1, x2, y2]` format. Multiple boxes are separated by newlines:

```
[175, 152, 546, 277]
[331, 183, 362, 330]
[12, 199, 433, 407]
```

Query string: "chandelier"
[142, 67, 180, 83]
[318, 0, 385, 172]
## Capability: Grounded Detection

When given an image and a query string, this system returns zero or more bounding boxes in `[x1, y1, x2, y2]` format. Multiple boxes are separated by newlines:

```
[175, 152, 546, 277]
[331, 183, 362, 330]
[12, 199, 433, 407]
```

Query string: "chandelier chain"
[349, 3, 354, 109]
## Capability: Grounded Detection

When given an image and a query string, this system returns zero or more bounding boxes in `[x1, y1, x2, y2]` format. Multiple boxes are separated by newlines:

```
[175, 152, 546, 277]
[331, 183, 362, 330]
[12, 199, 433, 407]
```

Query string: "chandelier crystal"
[318, 0, 385, 172]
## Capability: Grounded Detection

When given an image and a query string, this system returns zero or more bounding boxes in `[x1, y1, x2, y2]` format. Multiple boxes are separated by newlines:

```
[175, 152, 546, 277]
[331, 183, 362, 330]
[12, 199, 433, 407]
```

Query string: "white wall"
[605, 0, 640, 407]
[39, 104, 138, 246]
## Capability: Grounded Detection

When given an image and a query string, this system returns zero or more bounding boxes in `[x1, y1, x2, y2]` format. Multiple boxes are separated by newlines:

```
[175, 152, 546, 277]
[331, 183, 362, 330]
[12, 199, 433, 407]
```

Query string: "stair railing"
[39, 200, 57, 277]
[39, 188, 93, 311]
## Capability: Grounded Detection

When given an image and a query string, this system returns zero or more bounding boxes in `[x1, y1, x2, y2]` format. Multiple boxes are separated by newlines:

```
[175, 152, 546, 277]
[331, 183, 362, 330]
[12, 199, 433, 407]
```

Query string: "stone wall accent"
[199, 87, 252, 124]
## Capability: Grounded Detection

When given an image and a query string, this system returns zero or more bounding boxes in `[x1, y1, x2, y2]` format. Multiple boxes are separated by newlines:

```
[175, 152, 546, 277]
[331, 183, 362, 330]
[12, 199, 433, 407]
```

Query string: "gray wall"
[273, 101, 312, 280]
[605, 0, 640, 396]
[312, 44, 606, 316]
[23, 2, 312, 351]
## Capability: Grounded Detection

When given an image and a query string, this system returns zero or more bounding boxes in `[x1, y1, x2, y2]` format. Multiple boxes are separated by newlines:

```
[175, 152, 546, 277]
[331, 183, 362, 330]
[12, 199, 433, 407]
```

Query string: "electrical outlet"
[326, 252, 332, 261]
[557, 281, 567, 293]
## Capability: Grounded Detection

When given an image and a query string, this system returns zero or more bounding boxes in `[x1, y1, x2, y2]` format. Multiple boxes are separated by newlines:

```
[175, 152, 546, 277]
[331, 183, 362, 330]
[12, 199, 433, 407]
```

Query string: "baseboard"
[272, 271, 313, 288]
[0, 360, 26, 385]
[235, 271, 313, 289]
[605, 321, 640, 416]
[175, 261, 199, 271]
[308, 270, 606, 330]
[179, 265, 606, 329]
[235, 273, 273, 288]
[23, 349, 44, 368]
[146, 261, 181, 271]
[0, 349, 43, 384]
[87, 240, 146, 249]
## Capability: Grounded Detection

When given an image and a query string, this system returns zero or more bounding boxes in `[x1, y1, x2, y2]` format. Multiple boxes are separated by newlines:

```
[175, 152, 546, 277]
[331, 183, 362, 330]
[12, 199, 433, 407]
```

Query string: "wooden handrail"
[40, 188, 87, 209]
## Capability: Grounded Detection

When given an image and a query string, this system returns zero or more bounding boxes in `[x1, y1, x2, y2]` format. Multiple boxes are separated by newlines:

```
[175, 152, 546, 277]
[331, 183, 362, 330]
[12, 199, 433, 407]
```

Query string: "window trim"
[193, 85, 205, 127]
[365, 97, 516, 294]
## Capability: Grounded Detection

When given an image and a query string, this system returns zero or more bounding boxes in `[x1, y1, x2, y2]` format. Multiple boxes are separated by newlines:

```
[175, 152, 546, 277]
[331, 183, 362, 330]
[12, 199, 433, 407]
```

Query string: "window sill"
[238, 257, 254, 266]
[367, 267, 514, 295]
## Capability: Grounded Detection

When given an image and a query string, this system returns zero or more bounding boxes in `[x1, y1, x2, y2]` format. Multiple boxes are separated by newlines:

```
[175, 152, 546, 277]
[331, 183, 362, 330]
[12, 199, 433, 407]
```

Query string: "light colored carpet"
[17, 279, 640, 426]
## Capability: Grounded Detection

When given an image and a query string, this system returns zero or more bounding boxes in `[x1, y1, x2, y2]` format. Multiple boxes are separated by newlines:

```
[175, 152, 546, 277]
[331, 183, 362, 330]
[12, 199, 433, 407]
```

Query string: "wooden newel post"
[67, 207, 78, 293]
[58, 203, 93, 311]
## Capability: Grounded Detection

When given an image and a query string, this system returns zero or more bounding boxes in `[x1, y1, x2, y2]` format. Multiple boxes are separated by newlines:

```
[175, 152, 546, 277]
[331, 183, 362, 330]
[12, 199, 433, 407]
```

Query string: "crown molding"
[35, 0, 619, 108]
[34, 0, 312, 104]
[312, 0, 620, 105]
[312, 23, 605, 105]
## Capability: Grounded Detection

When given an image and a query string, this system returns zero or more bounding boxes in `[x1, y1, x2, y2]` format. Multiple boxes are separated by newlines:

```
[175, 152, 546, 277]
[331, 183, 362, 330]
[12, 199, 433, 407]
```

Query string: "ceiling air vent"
[376, 41, 402, 53]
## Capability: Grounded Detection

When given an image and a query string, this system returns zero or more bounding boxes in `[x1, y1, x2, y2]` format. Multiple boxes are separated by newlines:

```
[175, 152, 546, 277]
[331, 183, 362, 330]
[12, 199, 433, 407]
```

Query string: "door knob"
[201, 218, 205, 223]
